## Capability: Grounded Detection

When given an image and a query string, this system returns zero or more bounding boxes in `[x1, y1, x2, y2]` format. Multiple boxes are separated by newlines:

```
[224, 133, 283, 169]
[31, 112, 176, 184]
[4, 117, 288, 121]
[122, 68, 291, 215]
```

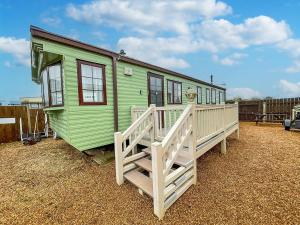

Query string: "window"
[77, 60, 107, 105]
[211, 88, 216, 104]
[41, 62, 63, 107]
[206, 88, 210, 104]
[167, 80, 182, 104]
[197, 87, 202, 104]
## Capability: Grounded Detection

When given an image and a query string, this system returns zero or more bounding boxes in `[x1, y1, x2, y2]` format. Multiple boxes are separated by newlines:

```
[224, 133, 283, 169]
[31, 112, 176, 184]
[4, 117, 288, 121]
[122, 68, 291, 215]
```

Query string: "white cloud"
[212, 53, 247, 66]
[285, 61, 300, 73]
[277, 38, 300, 58]
[66, 1, 292, 69]
[277, 39, 300, 73]
[196, 16, 291, 52]
[42, 16, 61, 27]
[0, 37, 30, 67]
[66, 0, 232, 35]
[117, 36, 190, 69]
[279, 80, 300, 97]
[117, 15, 289, 68]
[227, 87, 261, 99]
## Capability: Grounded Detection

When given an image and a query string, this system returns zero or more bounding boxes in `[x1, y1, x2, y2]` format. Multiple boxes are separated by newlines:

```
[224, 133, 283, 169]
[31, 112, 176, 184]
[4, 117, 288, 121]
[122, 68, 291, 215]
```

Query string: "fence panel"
[0, 106, 45, 143]
[235, 97, 300, 122]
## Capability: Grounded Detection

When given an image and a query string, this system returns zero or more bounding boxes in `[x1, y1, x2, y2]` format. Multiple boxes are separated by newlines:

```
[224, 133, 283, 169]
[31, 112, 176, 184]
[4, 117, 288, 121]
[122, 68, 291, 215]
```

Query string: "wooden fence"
[236, 98, 300, 122]
[0, 106, 45, 143]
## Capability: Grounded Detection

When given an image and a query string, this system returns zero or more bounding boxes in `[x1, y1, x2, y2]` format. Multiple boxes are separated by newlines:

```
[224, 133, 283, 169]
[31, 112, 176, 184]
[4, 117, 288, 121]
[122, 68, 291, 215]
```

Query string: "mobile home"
[30, 26, 226, 151]
[31, 26, 239, 219]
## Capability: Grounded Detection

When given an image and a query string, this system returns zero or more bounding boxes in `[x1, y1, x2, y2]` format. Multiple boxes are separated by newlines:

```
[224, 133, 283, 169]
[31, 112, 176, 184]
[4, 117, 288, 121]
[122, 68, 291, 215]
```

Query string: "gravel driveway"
[0, 122, 299, 225]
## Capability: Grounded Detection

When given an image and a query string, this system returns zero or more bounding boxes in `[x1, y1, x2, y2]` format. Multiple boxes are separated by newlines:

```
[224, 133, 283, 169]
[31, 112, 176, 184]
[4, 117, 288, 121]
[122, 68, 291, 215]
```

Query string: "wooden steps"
[135, 157, 152, 172]
[142, 148, 192, 167]
[174, 155, 193, 167]
[124, 169, 153, 197]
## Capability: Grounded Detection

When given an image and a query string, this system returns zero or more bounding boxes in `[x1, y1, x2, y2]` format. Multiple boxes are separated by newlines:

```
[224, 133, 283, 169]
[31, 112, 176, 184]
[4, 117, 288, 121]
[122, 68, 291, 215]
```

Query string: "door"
[148, 73, 164, 106]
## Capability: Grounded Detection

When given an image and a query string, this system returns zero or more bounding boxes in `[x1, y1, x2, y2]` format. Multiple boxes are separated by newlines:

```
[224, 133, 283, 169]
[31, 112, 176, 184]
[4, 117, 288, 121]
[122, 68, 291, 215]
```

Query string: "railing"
[150, 103, 239, 218]
[115, 103, 239, 219]
[115, 105, 155, 185]
[151, 104, 196, 218]
[194, 104, 239, 155]
[131, 105, 185, 139]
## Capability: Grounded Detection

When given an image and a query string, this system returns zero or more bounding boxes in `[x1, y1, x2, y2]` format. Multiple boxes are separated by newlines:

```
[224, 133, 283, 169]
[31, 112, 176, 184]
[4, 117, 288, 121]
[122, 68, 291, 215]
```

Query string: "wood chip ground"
[0, 122, 299, 225]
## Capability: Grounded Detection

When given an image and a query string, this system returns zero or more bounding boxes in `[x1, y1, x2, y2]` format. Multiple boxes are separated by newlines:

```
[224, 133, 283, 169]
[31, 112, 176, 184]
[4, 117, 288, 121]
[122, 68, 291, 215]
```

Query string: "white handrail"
[123, 106, 153, 139]
[161, 104, 192, 149]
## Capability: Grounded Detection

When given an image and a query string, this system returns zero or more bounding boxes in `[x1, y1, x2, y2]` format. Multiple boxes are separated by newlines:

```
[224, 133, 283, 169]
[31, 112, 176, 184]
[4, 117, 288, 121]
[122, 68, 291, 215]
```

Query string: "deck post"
[189, 103, 197, 185]
[114, 132, 124, 185]
[151, 142, 165, 219]
[221, 138, 227, 154]
[236, 127, 240, 139]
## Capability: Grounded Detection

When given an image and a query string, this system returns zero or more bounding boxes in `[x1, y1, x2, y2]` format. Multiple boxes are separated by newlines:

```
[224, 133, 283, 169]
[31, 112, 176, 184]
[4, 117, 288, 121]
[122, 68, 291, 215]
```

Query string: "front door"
[148, 73, 164, 106]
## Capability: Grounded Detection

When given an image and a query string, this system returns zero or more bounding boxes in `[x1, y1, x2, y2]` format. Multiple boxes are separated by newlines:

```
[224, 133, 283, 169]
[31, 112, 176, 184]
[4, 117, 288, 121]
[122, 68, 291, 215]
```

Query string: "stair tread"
[142, 136, 163, 142]
[135, 157, 152, 172]
[175, 155, 193, 167]
[124, 170, 153, 197]
[142, 148, 192, 167]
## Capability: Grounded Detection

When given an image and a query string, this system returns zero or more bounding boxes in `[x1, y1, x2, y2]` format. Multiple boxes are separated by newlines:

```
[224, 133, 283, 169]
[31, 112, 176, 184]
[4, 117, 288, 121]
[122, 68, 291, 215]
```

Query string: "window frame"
[77, 59, 107, 106]
[211, 88, 216, 104]
[41, 62, 64, 108]
[206, 88, 210, 104]
[167, 79, 182, 104]
[197, 86, 202, 104]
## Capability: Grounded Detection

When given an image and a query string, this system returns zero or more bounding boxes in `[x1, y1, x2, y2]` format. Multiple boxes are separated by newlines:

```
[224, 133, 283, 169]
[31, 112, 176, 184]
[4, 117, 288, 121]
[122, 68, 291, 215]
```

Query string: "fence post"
[114, 132, 124, 185]
[263, 101, 266, 123]
[151, 142, 165, 220]
[26, 106, 31, 134]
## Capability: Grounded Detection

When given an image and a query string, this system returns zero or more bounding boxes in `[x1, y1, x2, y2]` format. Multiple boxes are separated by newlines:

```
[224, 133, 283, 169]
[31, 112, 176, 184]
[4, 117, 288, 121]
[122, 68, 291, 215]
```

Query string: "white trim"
[0, 118, 15, 124]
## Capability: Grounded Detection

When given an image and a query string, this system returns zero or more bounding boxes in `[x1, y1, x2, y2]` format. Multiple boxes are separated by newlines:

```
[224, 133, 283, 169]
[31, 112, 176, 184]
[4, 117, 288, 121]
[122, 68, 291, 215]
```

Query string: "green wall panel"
[32, 37, 225, 151]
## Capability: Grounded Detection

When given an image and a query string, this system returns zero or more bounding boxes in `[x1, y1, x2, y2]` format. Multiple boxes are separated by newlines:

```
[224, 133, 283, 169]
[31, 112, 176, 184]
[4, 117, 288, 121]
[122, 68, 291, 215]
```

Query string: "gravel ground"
[0, 122, 299, 225]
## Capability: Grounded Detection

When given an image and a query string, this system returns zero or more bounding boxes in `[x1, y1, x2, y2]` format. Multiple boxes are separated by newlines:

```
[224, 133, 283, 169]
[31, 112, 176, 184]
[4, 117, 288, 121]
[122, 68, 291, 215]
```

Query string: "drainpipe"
[112, 56, 118, 132]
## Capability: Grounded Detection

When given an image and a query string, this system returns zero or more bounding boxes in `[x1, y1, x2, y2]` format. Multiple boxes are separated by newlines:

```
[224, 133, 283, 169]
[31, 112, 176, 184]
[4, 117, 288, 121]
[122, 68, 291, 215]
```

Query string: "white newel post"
[189, 102, 197, 185]
[236, 102, 240, 139]
[151, 142, 165, 219]
[115, 132, 124, 185]
[221, 105, 227, 154]
[150, 104, 156, 143]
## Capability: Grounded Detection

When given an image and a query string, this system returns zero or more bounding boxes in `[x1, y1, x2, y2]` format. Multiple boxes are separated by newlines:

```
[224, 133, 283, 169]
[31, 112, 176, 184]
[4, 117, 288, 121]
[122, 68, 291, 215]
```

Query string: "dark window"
[211, 88, 216, 104]
[41, 62, 63, 107]
[197, 87, 202, 104]
[167, 80, 182, 104]
[148, 73, 164, 106]
[206, 88, 210, 104]
[77, 60, 107, 105]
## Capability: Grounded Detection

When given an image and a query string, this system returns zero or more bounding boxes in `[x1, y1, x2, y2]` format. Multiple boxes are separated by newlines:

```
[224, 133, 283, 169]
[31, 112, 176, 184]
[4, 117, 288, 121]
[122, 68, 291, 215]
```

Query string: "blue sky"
[1, 0, 300, 101]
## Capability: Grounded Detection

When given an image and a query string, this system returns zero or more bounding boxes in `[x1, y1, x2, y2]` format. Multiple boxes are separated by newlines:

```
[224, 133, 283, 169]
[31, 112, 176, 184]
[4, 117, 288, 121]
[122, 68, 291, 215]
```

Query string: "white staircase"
[114, 103, 239, 219]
